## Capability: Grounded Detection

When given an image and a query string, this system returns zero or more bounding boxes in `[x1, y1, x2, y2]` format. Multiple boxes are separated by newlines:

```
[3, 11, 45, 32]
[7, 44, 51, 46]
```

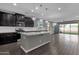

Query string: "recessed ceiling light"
[13, 3, 17, 6]
[58, 8, 61, 11]
[35, 6, 39, 10]
[32, 17, 36, 21]
[31, 10, 34, 12]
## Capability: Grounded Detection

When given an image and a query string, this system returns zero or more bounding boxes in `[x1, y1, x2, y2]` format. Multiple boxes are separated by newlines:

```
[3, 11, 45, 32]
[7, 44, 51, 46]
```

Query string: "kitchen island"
[20, 31, 51, 53]
[0, 27, 51, 54]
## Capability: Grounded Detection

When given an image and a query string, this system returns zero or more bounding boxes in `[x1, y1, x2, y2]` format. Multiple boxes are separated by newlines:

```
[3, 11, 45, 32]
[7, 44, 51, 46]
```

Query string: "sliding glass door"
[71, 23, 78, 35]
[64, 24, 71, 34]
[59, 24, 64, 33]
[59, 23, 79, 35]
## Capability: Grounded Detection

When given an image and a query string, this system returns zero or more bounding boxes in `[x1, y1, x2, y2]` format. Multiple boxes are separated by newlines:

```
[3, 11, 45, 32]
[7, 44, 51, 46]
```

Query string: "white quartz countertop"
[0, 27, 47, 33]
[20, 32, 49, 36]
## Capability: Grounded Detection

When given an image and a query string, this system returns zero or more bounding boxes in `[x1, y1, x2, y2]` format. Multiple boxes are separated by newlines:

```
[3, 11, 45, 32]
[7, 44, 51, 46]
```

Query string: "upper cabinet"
[0, 11, 16, 26]
[15, 13, 25, 27]
[15, 13, 34, 27]
[0, 11, 34, 27]
[24, 17, 34, 27]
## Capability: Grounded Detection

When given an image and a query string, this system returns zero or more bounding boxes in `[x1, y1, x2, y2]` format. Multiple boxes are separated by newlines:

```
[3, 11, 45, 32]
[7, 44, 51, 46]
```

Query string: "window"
[64, 24, 71, 34]
[59, 23, 79, 35]
[71, 23, 78, 34]
[59, 24, 64, 33]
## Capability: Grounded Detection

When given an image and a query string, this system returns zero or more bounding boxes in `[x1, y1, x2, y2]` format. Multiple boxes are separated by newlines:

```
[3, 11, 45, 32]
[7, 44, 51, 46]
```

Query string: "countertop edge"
[20, 41, 51, 53]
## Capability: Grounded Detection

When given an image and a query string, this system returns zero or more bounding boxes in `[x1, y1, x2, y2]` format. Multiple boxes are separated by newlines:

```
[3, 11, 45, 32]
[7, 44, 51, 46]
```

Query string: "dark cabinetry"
[15, 13, 25, 27]
[15, 13, 34, 27]
[25, 17, 34, 27]
[0, 11, 16, 26]
[0, 33, 21, 45]
[0, 11, 34, 27]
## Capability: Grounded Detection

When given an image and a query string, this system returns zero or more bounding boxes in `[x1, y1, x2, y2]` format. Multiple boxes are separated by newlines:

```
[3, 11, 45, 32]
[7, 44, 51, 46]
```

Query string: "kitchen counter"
[0, 27, 51, 53]
[20, 31, 51, 53]
[20, 32, 49, 36]
[0, 27, 47, 33]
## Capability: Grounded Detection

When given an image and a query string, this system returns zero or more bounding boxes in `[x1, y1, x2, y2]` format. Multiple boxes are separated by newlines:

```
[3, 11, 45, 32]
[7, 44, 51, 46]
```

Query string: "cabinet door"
[25, 17, 34, 27]
[8, 14, 16, 26]
[15, 15, 25, 27]
[0, 12, 3, 26]
[1, 14, 8, 26]
[5, 14, 16, 26]
[0, 12, 16, 26]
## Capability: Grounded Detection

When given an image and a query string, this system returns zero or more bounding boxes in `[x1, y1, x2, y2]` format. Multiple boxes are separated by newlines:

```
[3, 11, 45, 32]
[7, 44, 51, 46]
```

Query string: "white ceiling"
[0, 3, 79, 22]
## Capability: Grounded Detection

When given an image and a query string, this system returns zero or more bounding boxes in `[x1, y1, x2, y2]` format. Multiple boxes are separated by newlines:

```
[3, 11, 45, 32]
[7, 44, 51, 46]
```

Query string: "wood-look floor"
[54, 34, 79, 55]
[0, 34, 79, 55]
[29, 34, 79, 55]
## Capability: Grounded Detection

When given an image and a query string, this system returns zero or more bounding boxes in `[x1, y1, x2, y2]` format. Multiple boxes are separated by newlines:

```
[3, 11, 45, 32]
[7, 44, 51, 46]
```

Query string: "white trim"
[20, 41, 50, 53]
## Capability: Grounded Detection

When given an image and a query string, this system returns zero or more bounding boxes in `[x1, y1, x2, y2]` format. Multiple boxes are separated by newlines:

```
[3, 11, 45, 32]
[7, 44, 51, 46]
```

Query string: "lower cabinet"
[0, 33, 21, 45]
